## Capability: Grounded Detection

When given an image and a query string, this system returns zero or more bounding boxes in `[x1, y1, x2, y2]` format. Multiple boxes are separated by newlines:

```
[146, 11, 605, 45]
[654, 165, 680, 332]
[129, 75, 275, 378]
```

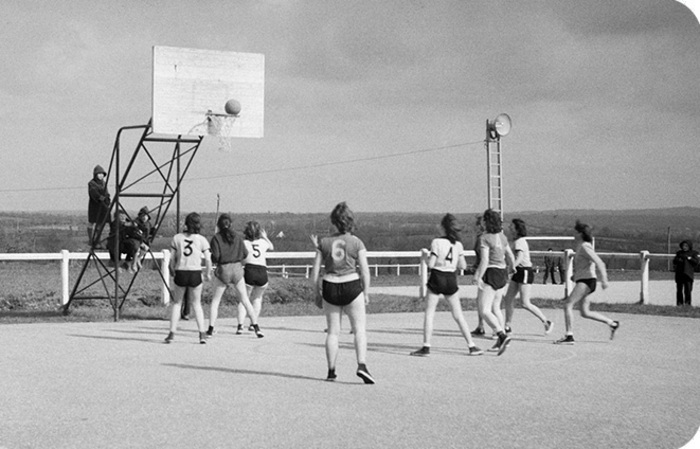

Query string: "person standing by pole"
[673, 240, 699, 306]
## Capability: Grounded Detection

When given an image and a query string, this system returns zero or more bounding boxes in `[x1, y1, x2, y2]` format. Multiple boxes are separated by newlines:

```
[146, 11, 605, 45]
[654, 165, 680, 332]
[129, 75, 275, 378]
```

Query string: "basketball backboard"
[152, 46, 264, 138]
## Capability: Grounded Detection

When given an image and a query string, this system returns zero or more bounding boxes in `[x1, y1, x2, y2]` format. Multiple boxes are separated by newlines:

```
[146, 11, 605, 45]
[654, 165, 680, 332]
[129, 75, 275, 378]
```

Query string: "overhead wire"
[0, 139, 485, 193]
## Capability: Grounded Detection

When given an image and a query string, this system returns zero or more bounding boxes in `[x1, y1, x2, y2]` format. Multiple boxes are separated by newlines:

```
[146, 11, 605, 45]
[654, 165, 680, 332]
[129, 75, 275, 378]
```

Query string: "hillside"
[0, 207, 698, 256]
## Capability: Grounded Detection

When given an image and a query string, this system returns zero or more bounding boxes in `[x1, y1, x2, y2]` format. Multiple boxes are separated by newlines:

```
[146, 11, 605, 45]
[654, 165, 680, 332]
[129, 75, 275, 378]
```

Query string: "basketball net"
[205, 111, 237, 153]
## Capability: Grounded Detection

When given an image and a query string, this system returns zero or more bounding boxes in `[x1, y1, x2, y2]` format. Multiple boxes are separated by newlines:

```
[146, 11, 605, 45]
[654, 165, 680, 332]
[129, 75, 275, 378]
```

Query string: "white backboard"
[152, 46, 264, 138]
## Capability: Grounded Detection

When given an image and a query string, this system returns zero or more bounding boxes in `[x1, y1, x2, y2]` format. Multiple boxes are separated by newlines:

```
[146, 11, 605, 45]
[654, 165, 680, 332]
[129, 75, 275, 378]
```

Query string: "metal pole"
[176, 144, 181, 234]
[114, 142, 120, 322]
[497, 137, 503, 220]
[667, 226, 671, 271]
[485, 120, 492, 210]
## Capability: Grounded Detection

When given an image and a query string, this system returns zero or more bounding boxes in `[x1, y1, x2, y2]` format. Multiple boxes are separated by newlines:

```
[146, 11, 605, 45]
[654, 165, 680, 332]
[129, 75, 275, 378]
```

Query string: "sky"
[1, 0, 699, 216]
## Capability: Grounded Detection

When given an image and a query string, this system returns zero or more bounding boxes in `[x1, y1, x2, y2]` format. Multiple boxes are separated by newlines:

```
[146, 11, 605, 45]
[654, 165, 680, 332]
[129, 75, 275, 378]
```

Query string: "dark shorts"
[482, 267, 508, 290]
[512, 266, 535, 285]
[215, 262, 244, 285]
[174, 270, 202, 288]
[576, 278, 597, 293]
[427, 270, 459, 296]
[245, 264, 269, 287]
[322, 279, 363, 307]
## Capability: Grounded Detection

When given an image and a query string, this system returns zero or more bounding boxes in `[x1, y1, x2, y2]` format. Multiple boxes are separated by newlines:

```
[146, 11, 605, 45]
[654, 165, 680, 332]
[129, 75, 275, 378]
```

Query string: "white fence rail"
[0, 249, 675, 306]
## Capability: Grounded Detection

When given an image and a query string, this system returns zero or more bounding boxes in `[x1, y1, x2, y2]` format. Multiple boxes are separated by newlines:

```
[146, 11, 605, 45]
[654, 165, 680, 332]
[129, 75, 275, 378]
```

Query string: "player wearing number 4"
[237, 221, 273, 334]
[165, 213, 213, 344]
[410, 214, 483, 357]
[311, 202, 375, 384]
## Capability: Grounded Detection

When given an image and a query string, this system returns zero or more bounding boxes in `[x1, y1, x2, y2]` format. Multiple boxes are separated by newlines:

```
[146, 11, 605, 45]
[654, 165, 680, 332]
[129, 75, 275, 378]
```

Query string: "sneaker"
[468, 346, 484, 356]
[554, 335, 575, 345]
[356, 365, 375, 385]
[253, 324, 264, 338]
[496, 334, 511, 356]
[491, 332, 499, 340]
[470, 327, 485, 336]
[164, 332, 175, 344]
[199, 332, 207, 344]
[410, 346, 431, 357]
[505, 326, 512, 334]
[609, 321, 620, 340]
[326, 369, 337, 382]
[206, 326, 215, 337]
[248, 324, 255, 332]
[236, 324, 243, 335]
[544, 320, 554, 335]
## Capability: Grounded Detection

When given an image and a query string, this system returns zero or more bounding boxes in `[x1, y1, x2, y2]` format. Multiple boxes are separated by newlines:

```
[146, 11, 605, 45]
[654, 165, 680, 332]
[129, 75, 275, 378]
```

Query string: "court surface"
[1, 309, 699, 449]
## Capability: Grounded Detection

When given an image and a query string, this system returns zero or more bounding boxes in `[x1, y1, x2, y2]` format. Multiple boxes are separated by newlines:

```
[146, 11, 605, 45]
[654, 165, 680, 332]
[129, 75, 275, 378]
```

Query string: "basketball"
[225, 99, 241, 116]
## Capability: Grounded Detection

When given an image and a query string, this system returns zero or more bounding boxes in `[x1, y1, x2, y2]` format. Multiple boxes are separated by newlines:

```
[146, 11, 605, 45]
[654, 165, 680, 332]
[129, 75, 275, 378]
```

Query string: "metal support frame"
[485, 120, 504, 219]
[63, 120, 204, 320]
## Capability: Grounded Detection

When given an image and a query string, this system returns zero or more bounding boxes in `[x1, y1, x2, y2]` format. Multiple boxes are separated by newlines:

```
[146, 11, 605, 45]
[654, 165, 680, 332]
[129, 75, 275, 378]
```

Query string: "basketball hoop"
[205, 110, 237, 152]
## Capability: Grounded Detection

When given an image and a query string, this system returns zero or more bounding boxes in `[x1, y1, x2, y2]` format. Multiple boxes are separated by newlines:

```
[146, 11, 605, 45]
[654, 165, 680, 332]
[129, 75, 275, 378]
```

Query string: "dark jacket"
[673, 240, 699, 280]
[210, 231, 248, 265]
[88, 165, 110, 223]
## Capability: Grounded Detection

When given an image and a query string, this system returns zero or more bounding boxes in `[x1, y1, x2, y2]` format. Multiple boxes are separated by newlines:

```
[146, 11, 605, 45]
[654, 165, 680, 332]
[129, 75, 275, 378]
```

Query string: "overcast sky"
[1, 0, 698, 215]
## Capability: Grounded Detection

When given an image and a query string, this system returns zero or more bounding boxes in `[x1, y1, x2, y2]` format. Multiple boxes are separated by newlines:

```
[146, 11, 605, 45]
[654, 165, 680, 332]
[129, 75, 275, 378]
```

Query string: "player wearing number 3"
[410, 214, 483, 357]
[311, 202, 375, 384]
[165, 212, 213, 344]
[237, 221, 274, 333]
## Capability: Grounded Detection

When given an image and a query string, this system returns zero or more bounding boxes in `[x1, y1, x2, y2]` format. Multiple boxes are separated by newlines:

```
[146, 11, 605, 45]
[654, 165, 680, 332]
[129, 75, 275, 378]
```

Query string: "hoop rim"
[206, 110, 239, 119]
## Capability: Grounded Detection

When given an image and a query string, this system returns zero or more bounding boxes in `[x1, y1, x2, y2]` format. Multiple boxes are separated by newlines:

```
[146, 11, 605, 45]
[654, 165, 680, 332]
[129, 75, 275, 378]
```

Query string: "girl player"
[207, 214, 263, 338]
[473, 209, 515, 355]
[410, 214, 483, 357]
[165, 212, 212, 344]
[237, 221, 274, 334]
[554, 221, 620, 344]
[503, 218, 553, 335]
[311, 202, 374, 384]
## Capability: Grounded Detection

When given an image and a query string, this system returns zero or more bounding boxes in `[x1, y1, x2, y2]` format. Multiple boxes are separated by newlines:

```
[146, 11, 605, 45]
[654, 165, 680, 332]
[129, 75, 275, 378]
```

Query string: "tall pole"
[667, 226, 672, 271]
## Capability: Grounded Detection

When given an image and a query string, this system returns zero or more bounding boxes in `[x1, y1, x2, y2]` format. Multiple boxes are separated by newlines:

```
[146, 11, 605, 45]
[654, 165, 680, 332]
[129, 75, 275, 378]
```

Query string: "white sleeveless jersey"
[244, 238, 272, 267]
[430, 238, 464, 272]
[170, 233, 210, 271]
[513, 237, 532, 268]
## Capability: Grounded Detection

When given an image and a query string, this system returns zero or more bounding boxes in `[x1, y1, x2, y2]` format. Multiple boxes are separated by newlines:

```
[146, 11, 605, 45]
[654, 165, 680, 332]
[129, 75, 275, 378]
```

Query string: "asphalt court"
[1, 309, 699, 449]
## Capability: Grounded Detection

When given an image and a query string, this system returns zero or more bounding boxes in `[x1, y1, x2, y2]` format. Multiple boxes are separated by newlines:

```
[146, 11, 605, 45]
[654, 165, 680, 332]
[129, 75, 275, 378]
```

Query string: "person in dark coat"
[673, 240, 699, 306]
[87, 165, 110, 248]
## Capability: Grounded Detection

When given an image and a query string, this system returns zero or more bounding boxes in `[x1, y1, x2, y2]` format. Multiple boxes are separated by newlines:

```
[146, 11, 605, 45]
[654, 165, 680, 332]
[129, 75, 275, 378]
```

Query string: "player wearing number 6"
[237, 221, 274, 333]
[311, 202, 375, 384]
[165, 212, 213, 344]
[410, 214, 483, 357]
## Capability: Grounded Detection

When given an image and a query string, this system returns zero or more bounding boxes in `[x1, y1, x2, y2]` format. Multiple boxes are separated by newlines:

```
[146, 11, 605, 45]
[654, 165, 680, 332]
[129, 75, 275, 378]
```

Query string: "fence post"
[162, 250, 171, 305]
[61, 249, 70, 305]
[564, 249, 574, 297]
[640, 250, 650, 305]
[419, 248, 429, 299]
[397, 264, 400, 276]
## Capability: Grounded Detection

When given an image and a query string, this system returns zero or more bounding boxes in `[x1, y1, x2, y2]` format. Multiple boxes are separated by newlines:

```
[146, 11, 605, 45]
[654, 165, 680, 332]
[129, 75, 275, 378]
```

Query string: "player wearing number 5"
[311, 202, 375, 384]
[410, 213, 483, 357]
[165, 212, 213, 344]
[237, 221, 274, 334]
